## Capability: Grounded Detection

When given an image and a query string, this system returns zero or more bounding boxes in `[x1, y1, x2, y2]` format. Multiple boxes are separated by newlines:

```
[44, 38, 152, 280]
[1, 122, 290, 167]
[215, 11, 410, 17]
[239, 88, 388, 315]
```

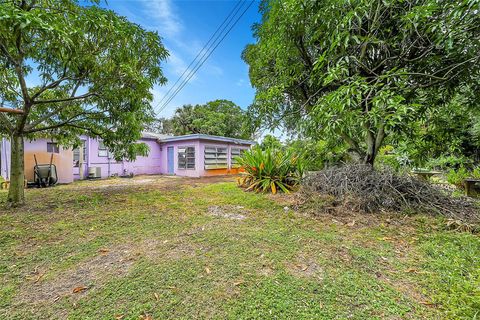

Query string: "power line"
[155, 0, 255, 115]
[154, 0, 245, 110]
[155, 1, 252, 114]
[157, 0, 254, 114]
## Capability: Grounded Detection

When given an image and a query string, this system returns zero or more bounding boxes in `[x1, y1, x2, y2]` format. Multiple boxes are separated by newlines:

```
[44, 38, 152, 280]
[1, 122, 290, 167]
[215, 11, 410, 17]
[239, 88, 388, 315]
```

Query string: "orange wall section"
[203, 167, 244, 176]
[24, 142, 73, 184]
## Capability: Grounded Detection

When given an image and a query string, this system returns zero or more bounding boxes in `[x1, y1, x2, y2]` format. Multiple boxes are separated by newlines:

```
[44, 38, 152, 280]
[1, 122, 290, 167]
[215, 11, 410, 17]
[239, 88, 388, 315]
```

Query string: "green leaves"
[236, 146, 304, 194]
[244, 0, 480, 165]
[161, 100, 256, 139]
[0, 0, 169, 160]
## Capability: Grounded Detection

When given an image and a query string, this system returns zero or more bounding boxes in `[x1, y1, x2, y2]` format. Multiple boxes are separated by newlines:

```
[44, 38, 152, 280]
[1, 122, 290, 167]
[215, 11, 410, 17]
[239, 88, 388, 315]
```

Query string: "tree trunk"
[364, 129, 376, 166]
[364, 152, 376, 166]
[363, 123, 386, 166]
[7, 133, 25, 207]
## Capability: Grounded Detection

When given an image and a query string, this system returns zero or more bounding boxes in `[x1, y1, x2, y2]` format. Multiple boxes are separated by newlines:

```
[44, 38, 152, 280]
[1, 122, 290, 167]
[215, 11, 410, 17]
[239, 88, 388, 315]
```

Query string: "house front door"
[167, 146, 174, 174]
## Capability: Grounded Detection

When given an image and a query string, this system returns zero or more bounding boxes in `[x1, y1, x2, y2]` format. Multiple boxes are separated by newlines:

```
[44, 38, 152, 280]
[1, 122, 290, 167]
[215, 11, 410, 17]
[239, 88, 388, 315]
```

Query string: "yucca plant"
[236, 146, 304, 194]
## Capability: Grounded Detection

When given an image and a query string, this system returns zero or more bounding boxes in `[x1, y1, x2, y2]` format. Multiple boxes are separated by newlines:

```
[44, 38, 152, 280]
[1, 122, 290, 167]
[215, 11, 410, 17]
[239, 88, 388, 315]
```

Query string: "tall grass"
[236, 147, 304, 194]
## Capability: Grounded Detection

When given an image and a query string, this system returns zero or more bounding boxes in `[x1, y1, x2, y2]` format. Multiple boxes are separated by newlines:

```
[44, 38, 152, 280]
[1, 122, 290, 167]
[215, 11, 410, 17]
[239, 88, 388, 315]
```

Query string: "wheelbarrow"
[33, 154, 58, 187]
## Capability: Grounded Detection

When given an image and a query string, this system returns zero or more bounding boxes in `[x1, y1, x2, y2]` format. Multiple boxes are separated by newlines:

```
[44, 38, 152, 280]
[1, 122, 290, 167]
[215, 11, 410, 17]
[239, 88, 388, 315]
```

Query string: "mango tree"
[243, 0, 480, 165]
[0, 0, 168, 206]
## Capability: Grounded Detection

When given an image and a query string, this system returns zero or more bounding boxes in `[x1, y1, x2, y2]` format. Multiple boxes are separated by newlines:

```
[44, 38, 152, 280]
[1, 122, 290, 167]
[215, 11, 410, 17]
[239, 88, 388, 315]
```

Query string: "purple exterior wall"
[1, 134, 253, 183]
[159, 138, 251, 178]
[158, 139, 202, 177]
[74, 136, 163, 180]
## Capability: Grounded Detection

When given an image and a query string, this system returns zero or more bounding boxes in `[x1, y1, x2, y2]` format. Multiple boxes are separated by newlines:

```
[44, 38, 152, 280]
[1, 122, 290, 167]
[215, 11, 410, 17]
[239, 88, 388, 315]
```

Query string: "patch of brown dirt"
[287, 255, 324, 280]
[258, 264, 275, 276]
[16, 232, 212, 308]
[141, 238, 208, 261]
[208, 205, 248, 220]
[163, 242, 203, 260]
[191, 175, 237, 185]
[18, 245, 136, 305]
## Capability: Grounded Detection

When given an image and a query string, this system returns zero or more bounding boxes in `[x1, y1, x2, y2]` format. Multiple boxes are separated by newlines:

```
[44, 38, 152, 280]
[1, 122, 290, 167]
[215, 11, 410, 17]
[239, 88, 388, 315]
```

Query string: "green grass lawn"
[0, 176, 479, 319]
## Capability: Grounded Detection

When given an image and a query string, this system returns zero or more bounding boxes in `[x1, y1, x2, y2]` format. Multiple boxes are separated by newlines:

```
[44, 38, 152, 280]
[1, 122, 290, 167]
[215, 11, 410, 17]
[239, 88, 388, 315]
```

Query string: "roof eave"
[158, 134, 255, 145]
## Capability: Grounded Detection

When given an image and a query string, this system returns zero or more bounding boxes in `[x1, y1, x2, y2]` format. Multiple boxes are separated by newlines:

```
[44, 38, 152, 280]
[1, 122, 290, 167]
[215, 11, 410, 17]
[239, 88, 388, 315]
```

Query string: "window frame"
[204, 145, 228, 170]
[98, 140, 108, 157]
[47, 142, 59, 154]
[178, 146, 196, 170]
[73, 140, 87, 167]
[230, 148, 246, 168]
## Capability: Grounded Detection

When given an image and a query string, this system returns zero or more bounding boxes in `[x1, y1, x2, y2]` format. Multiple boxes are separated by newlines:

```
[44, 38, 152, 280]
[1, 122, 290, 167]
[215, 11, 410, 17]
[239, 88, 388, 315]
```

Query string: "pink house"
[0, 133, 254, 184]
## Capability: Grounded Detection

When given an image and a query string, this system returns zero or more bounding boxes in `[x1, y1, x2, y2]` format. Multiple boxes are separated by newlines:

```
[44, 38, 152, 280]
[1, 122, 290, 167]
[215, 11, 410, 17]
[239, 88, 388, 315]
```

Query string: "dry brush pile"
[301, 164, 480, 224]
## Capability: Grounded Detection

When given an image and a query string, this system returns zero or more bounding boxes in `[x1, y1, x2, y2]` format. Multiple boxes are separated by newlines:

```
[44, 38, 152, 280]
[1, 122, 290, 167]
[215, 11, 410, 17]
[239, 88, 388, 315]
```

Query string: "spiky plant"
[236, 147, 304, 194]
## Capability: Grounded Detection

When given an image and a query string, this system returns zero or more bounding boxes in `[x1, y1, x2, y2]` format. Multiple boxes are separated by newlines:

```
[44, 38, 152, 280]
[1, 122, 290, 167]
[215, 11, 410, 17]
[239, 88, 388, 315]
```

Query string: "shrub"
[446, 166, 470, 189]
[236, 147, 304, 194]
[426, 155, 473, 170]
[472, 166, 480, 179]
[286, 139, 349, 171]
[375, 145, 411, 172]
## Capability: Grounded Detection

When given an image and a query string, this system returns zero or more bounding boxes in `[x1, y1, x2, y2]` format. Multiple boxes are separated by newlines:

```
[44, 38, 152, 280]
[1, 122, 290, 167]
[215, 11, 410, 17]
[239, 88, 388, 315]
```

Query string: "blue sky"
[106, 0, 261, 117]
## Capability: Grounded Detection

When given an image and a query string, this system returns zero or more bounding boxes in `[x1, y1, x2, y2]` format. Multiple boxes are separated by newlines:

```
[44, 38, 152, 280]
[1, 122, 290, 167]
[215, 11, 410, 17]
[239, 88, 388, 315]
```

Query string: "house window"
[204, 146, 228, 169]
[178, 146, 195, 169]
[47, 142, 59, 153]
[73, 140, 86, 167]
[231, 148, 245, 168]
[98, 141, 108, 157]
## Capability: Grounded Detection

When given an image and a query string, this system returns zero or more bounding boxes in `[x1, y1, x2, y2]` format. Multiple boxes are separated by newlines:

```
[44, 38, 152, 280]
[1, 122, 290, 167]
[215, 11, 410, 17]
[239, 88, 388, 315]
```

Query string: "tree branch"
[374, 121, 385, 152]
[25, 106, 63, 130]
[24, 113, 91, 133]
[0, 41, 17, 66]
[0, 112, 14, 132]
[337, 129, 364, 158]
[64, 123, 105, 137]
[32, 92, 97, 105]
[14, 64, 30, 105]
[31, 76, 70, 100]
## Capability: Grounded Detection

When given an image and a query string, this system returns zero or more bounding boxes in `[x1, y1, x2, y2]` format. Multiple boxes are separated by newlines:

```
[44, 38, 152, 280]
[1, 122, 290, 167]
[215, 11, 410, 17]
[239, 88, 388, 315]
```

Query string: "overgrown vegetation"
[445, 166, 480, 189]
[244, 0, 480, 166]
[258, 134, 350, 171]
[302, 164, 479, 224]
[236, 147, 304, 194]
[148, 100, 256, 139]
[1, 177, 479, 318]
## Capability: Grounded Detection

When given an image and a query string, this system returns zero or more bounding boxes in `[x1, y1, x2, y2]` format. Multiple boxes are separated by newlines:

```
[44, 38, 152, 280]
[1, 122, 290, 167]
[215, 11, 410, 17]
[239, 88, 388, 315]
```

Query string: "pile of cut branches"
[302, 164, 479, 223]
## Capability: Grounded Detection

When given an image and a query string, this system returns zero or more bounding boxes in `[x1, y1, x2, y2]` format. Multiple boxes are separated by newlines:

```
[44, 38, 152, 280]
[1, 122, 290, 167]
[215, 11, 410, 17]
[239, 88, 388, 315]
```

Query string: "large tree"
[154, 99, 256, 139]
[393, 90, 480, 167]
[0, 0, 168, 206]
[243, 0, 480, 165]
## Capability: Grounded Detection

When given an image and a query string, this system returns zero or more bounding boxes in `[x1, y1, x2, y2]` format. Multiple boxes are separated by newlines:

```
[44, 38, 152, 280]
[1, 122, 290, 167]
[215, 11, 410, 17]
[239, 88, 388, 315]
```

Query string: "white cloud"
[166, 50, 189, 77]
[206, 64, 224, 77]
[236, 79, 245, 86]
[141, 0, 182, 37]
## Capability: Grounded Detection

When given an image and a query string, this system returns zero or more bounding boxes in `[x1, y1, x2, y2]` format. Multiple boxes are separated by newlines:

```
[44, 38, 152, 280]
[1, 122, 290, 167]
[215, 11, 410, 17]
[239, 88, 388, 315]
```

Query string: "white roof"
[141, 131, 173, 140]
[158, 133, 255, 145]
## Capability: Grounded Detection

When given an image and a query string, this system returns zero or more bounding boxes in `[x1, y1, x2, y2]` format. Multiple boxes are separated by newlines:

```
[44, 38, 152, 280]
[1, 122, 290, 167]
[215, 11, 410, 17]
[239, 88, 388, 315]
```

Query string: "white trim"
[159, 134, 254, 145]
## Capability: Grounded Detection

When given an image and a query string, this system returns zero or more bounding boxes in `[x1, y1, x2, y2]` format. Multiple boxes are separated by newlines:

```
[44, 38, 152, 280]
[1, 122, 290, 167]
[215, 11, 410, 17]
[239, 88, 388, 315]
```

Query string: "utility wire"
[154, 0, 245, 110]
[157, 0, 254, 114]
[155, 0, 255, 115]
[155, 1, 251, 114]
